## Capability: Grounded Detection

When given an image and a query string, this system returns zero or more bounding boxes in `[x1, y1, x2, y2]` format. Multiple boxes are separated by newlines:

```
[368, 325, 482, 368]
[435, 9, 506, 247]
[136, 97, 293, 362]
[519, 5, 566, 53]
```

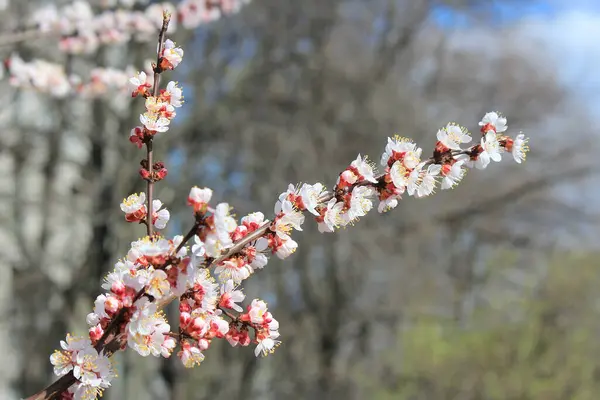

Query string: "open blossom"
[145, 96, 176, 119]
[73, 347, 114, 388]
[128, 298, 159, 336]
[101, 260, 135, 293]
[188, 186, 213, 213]
[479, 111, 507, 133]
[146, 268, 171, 299]
[437, 124, 471, 150]
[178, 341, 205, 368]
[241, 212, 267, 232]
[274, 199, 305, 234]
[163, 81, 183, 107]
[338, 155, 378, 188]
[255, 334, 281, 357]
[317, 198, 344, 233]
[51, 334, 114, 395]
[50, 334, 91, 377]
[390, 161, 409, 189]
[378, 194, 400, 213]
[267, 231, 298, 259]
[191, 269, 219, 313]
[255, 318, 281, 358]
[201, 233, 225, 258]
[151, 199, 170, 229]
[245, 299, 269, 324]
[341, 186, 375, 225]
[240, 299, 281, 357]
[130, 71, 151, 97]
[477, 131, 503, 169]
[140, 112, 170, 133]
[416, 164, 441, 198]
[91, 294, 118, 322]
[161, 39, 184, 70]
[441, 161, 467, 190]
[219, 280, 245, 312]
[214, 203, 237, 244]
[191, 235, 206, 258]
[247, 239, 269, 270]
[350, 155, 378, 183]
[128, 236, 171, 266]
[214, 257, 253, 284]
[299, 183, 326, 215]
[508, 133, 529, 164]
[278, 183, 325, 216]
[406, 164, 423, 196]
[381, 136, 422, 169]
[128, 305, 175, 358]
[120, 192, 146, 222]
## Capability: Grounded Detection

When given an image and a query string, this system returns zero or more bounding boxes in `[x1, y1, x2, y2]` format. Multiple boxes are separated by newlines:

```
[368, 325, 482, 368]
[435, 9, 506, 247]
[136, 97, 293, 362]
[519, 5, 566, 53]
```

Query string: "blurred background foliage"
[366, 252, 600, 400]
[0, 0, 598, 399]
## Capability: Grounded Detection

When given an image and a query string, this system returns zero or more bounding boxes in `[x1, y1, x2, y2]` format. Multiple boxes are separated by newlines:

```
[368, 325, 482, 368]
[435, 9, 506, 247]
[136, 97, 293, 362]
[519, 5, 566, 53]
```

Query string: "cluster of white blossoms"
[44, 12, 530, 400]
[127, 40, 184, 146]
[373, 112, 529, 213]
[48, 19, 283, 399]
[5, 0, 251, 97]
[84, 199, 283, 366]
[5, 53, 140, 98]
[50, 334, 115, 399]
[29, 0, 251, 54]
[6, 55, 71, 98]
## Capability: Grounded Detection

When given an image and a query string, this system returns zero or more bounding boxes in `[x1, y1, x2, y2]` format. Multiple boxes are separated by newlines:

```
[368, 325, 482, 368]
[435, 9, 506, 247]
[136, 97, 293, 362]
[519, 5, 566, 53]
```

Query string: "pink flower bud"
[197, 338, 210, 351]
[180, 312, 191, 328]
[239, 330, 251, 346]
[111, 281, 126, 296]
[140, 168, 151, 180]
[191, 317, 206, 331]
[105, 296, 120, 314]
[89, 325, 104, 342]
[179, 302, 192, 313]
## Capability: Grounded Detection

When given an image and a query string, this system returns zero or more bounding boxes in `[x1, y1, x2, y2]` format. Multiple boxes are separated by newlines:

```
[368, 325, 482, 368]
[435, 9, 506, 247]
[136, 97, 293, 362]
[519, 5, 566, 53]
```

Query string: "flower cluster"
[188, 187, 269, 283]
[128, 52, 184, 145]
[6, 1, 252, 97]
[81, 229, 280, 368]
[28, 0, 251, 55]
[5, 55, 71, 98]
[43, 13, 531, 400]
[49, 334, 115, 399]
[238, 299, 280, 357]
[85, 237, 185, 354]
[4, 54, 138, 98]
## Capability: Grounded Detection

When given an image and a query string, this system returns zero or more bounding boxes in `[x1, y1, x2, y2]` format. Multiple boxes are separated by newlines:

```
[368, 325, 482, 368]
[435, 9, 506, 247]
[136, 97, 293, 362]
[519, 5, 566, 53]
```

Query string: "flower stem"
[146, 11, 171, 237]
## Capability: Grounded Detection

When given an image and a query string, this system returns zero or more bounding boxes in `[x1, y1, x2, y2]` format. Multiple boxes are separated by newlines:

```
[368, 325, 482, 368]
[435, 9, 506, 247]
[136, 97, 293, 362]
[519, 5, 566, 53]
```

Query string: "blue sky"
[433, 0, 600, 112]
[432, 0, 600, 24]
[520, 5, 600, 98]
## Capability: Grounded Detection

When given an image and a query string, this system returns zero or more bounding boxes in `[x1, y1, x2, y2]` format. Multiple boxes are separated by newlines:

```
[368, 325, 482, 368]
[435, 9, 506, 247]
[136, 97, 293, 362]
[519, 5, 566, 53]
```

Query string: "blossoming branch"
[26, 9, 530, 400]
[3, 0, 252, 97]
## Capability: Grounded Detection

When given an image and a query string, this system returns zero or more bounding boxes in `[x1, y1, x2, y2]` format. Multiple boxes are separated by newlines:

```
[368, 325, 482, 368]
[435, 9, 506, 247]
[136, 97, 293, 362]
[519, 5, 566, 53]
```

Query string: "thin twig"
[146, 12, 171, 237]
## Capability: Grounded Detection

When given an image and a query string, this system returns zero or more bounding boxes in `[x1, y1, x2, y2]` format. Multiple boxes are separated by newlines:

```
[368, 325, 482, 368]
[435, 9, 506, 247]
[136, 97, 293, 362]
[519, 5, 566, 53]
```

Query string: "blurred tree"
[0, 0, 596, 399]
[364, 252, 600, 400]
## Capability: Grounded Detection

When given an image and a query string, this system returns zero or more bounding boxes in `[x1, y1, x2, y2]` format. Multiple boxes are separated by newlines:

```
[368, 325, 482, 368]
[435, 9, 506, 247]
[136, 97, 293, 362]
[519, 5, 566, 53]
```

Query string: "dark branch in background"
[440, 165, 595, 224]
